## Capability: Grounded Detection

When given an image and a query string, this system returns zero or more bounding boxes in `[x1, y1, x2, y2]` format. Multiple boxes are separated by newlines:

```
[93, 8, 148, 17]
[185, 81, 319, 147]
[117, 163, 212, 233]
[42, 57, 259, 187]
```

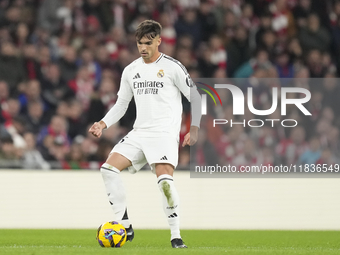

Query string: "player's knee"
[155, 163, 174, 177]
[100, 163, 121, 175]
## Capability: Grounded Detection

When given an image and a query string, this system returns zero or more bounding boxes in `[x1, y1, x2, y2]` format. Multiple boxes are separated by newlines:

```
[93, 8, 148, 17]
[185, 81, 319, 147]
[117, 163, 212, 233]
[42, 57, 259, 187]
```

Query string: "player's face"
[137, 35, 161, 63]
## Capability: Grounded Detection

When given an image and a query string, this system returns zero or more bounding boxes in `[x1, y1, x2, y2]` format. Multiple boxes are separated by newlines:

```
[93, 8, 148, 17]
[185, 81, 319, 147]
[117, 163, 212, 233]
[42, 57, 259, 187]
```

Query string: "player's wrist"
[99, 120, 107, 129]
[190, 126, 199, 132]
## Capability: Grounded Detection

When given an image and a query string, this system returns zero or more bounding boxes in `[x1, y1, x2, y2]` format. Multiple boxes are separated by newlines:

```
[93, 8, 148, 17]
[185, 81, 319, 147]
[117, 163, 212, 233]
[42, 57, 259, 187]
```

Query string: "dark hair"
[1, 136, 13, 144]
[135, 20, 162, 41]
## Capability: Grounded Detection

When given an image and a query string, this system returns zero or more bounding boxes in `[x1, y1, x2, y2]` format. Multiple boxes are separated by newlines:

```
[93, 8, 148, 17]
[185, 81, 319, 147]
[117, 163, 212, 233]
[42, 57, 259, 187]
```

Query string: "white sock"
[157, 174, 181, 240]
[100, 163, 130, 228]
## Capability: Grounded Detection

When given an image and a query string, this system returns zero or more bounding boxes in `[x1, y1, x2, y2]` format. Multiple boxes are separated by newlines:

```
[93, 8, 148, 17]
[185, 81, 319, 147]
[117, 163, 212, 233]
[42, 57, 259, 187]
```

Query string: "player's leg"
[155, 163, 187, 248]
[100, 152, 134, 241]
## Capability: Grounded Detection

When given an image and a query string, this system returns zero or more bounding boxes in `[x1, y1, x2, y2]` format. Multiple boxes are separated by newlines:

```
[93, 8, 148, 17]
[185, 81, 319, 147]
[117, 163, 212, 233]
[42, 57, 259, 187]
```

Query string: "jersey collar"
[142, 53, 163, 64]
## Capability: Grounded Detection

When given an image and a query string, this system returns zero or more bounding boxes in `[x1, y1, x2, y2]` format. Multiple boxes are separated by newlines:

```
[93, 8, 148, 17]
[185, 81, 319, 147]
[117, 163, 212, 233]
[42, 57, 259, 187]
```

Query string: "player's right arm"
[89, 68, 133, 138]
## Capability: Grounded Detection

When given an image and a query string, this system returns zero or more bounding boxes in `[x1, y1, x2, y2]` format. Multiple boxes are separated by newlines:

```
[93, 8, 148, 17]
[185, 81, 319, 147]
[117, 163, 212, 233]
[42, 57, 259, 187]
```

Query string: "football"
[96, 221, 127, 248]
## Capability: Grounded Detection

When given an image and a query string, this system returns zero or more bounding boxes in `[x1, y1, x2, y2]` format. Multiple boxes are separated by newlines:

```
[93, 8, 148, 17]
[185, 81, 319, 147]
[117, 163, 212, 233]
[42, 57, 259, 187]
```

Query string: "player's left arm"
[182, 87, 201, 147]
[172, 65, 202, 147]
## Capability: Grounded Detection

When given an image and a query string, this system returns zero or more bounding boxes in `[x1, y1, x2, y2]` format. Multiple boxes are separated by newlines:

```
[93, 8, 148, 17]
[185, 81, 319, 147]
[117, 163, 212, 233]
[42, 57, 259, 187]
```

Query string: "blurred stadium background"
[0, 0, 340, 169]
[1, 5, 340, 255]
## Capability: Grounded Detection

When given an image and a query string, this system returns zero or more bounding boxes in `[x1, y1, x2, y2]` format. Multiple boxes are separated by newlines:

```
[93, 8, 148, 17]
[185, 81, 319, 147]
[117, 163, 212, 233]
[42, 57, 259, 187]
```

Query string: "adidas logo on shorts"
[160, 156, 168, 160]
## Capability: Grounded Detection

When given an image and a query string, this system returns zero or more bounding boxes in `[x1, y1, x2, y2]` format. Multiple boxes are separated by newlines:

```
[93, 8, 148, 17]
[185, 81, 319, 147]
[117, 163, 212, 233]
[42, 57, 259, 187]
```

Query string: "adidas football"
[96, 221, 127, 247]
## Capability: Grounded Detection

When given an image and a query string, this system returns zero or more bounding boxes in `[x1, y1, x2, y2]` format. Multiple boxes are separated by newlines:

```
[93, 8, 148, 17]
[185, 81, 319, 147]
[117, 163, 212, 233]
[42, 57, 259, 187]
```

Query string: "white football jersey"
[117, 53, 194, 138]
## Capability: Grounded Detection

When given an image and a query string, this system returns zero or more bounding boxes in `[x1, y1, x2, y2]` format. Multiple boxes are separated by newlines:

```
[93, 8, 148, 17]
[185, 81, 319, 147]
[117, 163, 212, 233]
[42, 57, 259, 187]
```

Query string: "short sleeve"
[117, 68, 133, 101]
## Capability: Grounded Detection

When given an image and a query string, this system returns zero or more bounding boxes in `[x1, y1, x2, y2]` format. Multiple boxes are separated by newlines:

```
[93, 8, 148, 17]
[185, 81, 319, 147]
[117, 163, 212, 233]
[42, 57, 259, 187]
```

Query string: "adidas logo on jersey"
[133, 73, 141, 79]
[160, 156, 168, 160]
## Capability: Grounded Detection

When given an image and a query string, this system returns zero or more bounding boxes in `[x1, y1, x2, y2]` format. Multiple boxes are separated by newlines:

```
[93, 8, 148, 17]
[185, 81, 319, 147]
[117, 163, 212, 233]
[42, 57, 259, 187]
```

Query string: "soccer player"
[89, 20, 201, 248]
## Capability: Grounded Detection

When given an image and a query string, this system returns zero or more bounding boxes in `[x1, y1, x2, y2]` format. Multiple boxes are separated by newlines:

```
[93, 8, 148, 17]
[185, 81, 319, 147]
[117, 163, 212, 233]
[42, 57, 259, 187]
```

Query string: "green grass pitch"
[0, 229, 339, 255]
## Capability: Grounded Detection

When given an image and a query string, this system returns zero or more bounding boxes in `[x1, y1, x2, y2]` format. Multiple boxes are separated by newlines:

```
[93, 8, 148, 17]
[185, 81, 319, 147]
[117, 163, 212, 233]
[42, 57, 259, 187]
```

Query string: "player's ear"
[157, 37, 162, 46]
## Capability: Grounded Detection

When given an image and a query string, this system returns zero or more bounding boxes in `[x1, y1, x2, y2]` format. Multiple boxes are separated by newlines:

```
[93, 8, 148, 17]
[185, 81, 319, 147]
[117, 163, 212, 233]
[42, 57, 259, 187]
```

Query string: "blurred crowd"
[0, 0, 339, 169]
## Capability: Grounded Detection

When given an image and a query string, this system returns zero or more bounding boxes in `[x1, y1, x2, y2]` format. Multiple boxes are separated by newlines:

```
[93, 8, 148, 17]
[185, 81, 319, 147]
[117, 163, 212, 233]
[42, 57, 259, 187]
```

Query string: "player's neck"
[144, 51, 161, 64]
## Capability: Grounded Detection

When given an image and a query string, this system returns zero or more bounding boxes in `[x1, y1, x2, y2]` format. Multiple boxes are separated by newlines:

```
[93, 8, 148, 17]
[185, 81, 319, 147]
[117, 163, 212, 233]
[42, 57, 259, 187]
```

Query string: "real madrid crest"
[157, 69, 164, 78]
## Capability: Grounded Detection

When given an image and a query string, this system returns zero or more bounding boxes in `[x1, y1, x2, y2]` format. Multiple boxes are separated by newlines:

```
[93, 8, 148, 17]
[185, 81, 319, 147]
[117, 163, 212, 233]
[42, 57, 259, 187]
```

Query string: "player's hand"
[88, 121, 106, 138]
[182, 126, 199, 147]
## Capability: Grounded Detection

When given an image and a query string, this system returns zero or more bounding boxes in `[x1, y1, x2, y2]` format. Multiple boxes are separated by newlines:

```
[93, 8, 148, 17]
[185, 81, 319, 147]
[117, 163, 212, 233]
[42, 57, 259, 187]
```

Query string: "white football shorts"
[110, 130, 179, 174]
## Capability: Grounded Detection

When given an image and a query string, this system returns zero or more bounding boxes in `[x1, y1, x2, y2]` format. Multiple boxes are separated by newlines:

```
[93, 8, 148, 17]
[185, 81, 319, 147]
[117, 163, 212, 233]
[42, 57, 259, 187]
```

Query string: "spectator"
[331, 16, 340, 74]
[82, 0, 114, 32]
[79, 135, 98, 162]
[287, 37, 303, 65]
[299, 13, 331, 52]
[68, 66, 94, 111]
[114, 48, 133, 77]
[66, 100, 87, 139]
[260, 29, 279, 61]
[208, 35, 227, 69]
[191, 129, 219, 166]
[197, 44, 218, 78]
[275, 50, 294, 79]
[176, 34, 194, 50]
[329, 1, 340, 27]
[37, 115, 70, 160]
[2, 98, 21, 124]
[77, 48, 102, 87]
[222, 10, 238, 42]
[198, 0, 218, 42]
[175, 47, 196, 69]
[58, 45, 78, 83]
[240, 3, 259, 31]
[175, 8, 201, 48]
[0, 81, 10, 124]
[255, 12, 273, 48]
[0, 136, 19, 160]
[36, 45, 52, 80]
[276, 126, 308, 165]
[298, 136, 321, 165]
[14, 22, 30, 50]
[1, 6, 21, 35]
[234, 49, 271, 78]
[305, 49, 327, 78]
[64, 142, 87, 169]
[22, 132, 51, 170]
[105, 26, 128, 61]
[44, 134, 70, 163]
[316, 148, 337, 165]
[91, 138, 114, 162]
[37, 0, 62, 34]
[293, 0, 312, 29]
[87, 78, 117, 124]
[4, 115, 27, 150]
[269, 0, 296, 38]
[321, 78, 340, 118]
[214, 0, 240, 33]
[178, 146, 190, 169]
[233, 138, 260, 168]
[24, 100, 49, 135]
[18, 79, 46, 114]
[227, 25, 251, 77]
[160, 12, 177, 47]
[22, 44, 41, 80]
[42, 64, 74, 111]
[0, 41, 25, 95]
[326, 127, 340, 156]
[96, 45, 114, 70]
